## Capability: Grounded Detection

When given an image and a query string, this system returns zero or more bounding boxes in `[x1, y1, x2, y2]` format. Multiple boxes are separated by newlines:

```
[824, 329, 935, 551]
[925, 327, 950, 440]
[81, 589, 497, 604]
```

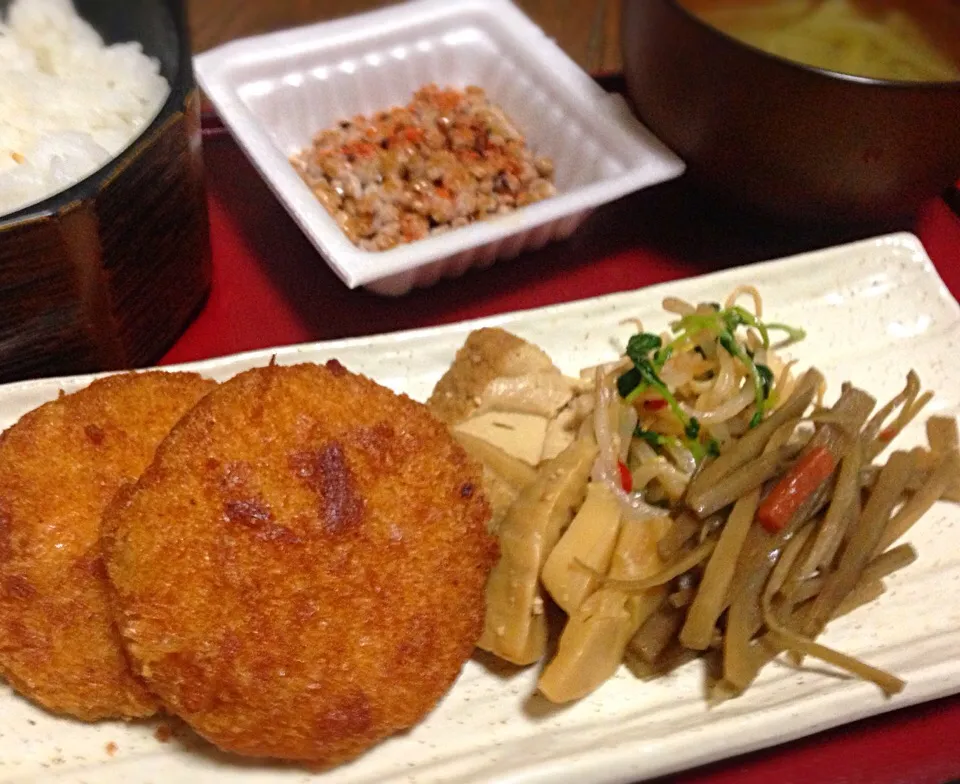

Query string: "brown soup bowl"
[0, 0, 211, 383]
[620, 0, 960, 226]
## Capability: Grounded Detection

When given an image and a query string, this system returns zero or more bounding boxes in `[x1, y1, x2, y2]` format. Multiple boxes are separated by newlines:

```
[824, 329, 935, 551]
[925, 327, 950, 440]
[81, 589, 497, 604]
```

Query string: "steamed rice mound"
[0, 0, 170, 216]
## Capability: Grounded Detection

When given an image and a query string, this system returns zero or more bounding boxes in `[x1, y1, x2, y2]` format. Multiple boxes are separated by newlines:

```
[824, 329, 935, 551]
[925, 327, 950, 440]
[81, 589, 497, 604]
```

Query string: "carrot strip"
[756, 446, 836, 532]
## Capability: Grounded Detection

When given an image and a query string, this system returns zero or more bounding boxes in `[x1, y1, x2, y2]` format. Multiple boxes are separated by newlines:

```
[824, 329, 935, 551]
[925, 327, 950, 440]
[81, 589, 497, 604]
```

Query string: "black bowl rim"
[652, 0, 960, 91]
[0, 0, 193, 230]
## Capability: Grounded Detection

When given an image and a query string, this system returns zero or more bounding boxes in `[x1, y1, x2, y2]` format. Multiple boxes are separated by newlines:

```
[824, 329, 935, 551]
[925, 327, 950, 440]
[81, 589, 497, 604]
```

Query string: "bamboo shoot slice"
[477, 438, 597, 665]
[538, 516, 670, 702]
[542, 482, 622, 615]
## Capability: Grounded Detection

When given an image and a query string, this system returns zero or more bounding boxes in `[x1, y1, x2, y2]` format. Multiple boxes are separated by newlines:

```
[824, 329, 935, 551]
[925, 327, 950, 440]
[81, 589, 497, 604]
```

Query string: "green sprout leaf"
[756, 363, 775, 400]
[626, 333, 663, 364]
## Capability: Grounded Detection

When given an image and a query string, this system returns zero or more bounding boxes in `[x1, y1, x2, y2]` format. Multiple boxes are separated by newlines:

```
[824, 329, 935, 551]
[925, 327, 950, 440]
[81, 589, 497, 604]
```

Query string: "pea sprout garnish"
[617, 305, 805, 456]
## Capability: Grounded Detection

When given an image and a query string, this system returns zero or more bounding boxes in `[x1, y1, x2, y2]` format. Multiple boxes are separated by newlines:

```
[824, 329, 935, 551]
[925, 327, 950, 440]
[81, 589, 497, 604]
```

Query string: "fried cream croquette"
[0, 371, 216, 720]
[103, 361, 496, 764]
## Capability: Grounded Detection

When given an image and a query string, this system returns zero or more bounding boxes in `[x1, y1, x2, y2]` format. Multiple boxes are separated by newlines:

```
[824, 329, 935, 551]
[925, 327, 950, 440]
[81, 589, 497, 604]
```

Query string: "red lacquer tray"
[160, 111, 960, 784]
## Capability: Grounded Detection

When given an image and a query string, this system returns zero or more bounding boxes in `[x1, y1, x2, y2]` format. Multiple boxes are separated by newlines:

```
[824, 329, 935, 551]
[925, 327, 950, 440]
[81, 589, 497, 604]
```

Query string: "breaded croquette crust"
[0, 371, 216, 720]
[103, 361, 496, 764]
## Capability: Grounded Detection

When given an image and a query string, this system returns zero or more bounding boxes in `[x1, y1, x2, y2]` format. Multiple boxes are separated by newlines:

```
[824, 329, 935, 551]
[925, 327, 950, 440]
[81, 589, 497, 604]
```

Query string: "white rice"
[0, 0, 170, 217]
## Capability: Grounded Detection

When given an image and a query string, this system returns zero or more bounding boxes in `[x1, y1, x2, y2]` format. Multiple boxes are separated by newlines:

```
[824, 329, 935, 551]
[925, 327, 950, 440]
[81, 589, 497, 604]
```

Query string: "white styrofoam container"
[194, 0, 685, 296]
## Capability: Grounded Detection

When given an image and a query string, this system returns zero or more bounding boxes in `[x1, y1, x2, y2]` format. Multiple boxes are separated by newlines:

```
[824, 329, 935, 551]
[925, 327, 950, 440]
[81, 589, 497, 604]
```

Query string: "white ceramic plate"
[2, 232, 959, 783]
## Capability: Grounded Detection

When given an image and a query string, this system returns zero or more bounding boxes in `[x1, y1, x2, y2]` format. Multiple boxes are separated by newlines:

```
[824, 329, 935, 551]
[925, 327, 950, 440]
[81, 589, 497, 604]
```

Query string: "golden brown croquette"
[103, 361, 496, 764]
[0, 371, 216, 720]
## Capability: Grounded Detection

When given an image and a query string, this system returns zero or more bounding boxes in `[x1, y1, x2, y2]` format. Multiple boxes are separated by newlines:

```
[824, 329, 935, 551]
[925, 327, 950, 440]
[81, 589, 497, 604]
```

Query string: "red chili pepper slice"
[618, 460, 633, 493]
